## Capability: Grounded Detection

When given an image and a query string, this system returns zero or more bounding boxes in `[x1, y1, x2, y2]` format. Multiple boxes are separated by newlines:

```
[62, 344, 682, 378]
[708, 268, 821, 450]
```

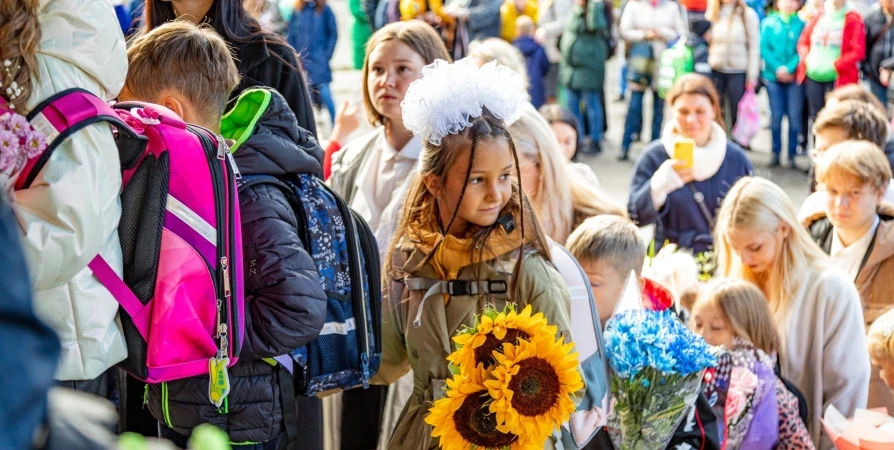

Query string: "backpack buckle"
[488, 280, 508, 295]
[447, 280, 475, 296]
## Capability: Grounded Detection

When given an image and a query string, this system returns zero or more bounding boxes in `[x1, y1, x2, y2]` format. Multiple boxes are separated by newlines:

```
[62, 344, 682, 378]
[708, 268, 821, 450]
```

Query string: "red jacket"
[797, 9, 866, 87]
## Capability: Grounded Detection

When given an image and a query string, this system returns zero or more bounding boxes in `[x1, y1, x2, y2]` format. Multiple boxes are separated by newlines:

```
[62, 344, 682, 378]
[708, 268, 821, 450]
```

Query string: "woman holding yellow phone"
[628, 74, 753, 254]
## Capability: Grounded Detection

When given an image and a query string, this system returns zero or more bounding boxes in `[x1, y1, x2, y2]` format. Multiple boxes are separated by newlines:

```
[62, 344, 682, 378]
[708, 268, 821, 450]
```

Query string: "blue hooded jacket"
[513, 35, 551, 108]
[287, 2, 338, 85]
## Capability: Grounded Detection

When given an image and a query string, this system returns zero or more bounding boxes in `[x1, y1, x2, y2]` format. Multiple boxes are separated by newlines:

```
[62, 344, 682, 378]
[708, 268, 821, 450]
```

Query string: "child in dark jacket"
[121, 21, 327, 448]
[513, 16, 551, 108]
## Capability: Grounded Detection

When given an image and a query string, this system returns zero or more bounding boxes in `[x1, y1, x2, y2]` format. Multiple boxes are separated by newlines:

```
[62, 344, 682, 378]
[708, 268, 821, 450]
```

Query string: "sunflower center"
[452, 392, 518, 448]
[474, 328, 530, 366]
[507, 357, 561, 417]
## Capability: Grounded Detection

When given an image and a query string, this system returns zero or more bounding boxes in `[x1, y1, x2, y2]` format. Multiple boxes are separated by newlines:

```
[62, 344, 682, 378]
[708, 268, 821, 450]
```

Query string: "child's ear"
[161, 96, 187, 121]
[423, 174, 442, 199]
[779, 222, 791, 238]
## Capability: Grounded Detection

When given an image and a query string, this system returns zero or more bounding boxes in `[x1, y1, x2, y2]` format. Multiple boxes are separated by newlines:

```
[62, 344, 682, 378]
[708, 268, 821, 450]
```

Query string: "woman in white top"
[327, 21, 451, 450]
[706, 0, 760, 132]
[715, 176, 870, 449]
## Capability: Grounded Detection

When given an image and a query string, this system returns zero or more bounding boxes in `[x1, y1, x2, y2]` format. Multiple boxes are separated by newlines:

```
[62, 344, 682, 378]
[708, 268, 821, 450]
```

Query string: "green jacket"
[375, 237, 574, 450]
[559, 1, 610, 91]
[350, 0, 371, 70]
[760, 12, 805, 82]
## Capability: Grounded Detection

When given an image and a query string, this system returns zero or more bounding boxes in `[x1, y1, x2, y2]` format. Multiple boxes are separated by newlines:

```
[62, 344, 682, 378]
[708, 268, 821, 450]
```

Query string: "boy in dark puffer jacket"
[120, 21, 327, 448]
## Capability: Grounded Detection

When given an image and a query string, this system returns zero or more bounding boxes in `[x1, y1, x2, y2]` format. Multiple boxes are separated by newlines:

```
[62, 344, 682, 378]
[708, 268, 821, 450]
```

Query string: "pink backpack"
[18, 89, 244, 397]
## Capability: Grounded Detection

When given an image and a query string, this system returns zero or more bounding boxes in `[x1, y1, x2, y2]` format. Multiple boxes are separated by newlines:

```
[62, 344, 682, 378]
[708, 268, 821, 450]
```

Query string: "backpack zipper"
[322, 182, 372, 387]
[351, 210, 382, 358]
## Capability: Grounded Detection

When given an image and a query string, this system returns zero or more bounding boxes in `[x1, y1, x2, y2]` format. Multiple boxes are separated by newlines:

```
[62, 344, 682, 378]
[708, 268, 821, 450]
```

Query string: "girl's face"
[517, 146, 541, 203]
[777, 0, 800, 14]
[367, 40, 427, 124]
[690, 298, 736, 349]
[725, 226, 788, 274]
[672, 93, 716, 146]
[430, 138, 515, 235]
[550, 122, 578, 161]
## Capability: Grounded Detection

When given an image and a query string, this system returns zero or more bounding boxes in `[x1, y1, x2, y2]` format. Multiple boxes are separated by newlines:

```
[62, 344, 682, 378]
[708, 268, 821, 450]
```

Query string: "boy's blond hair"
[869, 310, 894, 362]
[813, 100, 889, 149]
[695, 278, 780, 355]
[815, 140, 893, 193]
[566, 215, 645, 278]
[125, 20, 240, 124]
[515, 15, 535, 36]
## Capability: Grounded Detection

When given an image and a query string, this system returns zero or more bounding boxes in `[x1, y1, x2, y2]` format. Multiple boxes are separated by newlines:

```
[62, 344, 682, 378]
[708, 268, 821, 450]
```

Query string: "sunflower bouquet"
[603, 277, 716, 450]
[425, 305, 583, 450]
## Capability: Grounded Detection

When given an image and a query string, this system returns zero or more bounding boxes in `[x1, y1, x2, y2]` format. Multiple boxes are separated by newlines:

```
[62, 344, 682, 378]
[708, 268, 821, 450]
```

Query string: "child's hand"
[882, 68, 892, 87]
[329, 100, 363, 145]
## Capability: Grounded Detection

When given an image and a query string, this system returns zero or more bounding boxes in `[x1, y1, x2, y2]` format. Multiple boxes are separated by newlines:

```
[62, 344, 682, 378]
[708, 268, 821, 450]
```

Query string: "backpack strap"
[404, 276, 512, 328]
[87, 257, 150, 337]
[17, 88, 146, 191]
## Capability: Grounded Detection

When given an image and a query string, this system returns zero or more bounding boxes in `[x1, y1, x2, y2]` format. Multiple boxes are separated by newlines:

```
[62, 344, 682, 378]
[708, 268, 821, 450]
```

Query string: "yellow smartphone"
[673, 138, 695, 169]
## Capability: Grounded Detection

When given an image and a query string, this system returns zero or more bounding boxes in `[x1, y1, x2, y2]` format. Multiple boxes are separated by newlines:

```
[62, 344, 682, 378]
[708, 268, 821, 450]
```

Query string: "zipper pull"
[216, 135, 227, 160]
[221, 256, 231, 298]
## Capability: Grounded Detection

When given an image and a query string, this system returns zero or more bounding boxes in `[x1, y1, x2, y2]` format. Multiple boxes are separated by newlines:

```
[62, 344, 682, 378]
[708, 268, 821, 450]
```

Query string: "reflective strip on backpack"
[320, 318, 356, 336]
[166, 195, 217, 245]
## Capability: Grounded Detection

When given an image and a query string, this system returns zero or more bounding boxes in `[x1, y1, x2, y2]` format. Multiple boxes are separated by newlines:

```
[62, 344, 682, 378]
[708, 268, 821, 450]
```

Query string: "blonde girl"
[689, 278, 814, 449]
[375, 59, 574, 450]
[509, 107, 625, 244]
[715, 176, 869, 448]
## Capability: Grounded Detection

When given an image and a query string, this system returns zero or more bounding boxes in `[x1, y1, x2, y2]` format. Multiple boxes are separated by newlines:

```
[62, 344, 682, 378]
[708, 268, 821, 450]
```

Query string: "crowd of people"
[5, 0, 894, 450]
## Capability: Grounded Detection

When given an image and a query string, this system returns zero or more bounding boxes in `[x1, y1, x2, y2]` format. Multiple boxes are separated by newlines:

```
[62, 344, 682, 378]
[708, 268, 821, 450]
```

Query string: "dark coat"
[230, 36, 319, 137]
[514, 35, 551, 108]
[287, 3, 339, 85]
[468, 0, 502, 40]
[559, 1, 611, 91]
[148, 89, 327, 444]
[628, 140, 754, 254]
[863, 7, 894, 84]
[0, 197, 60, 449]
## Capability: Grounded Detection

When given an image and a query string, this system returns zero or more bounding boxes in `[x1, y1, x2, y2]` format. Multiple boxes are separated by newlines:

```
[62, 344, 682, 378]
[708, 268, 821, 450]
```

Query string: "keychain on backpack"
[209, 311, 231, 407]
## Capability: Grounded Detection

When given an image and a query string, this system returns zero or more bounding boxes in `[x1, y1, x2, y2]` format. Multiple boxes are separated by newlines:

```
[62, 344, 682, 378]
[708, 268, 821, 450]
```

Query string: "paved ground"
[321, 1, 812, 210]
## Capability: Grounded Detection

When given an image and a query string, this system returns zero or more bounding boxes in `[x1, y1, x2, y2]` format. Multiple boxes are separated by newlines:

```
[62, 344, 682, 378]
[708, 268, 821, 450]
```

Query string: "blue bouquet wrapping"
[604, 308, 717, 449]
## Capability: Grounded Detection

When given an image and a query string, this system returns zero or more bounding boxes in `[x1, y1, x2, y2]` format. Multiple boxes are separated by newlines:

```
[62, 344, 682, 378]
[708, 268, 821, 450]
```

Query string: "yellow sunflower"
[426, 365, 540, 450]
[484, 336, 584, 443]
[448, 305, 558, 374]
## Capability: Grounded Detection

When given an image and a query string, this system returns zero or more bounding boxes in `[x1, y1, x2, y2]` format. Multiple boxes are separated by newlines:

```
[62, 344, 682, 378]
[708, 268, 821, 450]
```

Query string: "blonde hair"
[715, 177, 830, 324]
[567, 215, 646, 278]
[361, 22, 451, 127]
[695, 278, 780, 355]
[706, 0, 749, 25]
[868, 309, 894, 362]
[469, 38, 530, 89]
[0, 0, 40, 112]
[125, 21, 240, 124]
[815, 140, 893, 193]
[515, 15, 535, 36]
[509, 107, 625, 243]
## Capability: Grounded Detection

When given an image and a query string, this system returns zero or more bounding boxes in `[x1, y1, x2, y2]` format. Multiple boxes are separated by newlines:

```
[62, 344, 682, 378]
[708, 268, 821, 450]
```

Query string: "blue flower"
[605, 309, 716, 378]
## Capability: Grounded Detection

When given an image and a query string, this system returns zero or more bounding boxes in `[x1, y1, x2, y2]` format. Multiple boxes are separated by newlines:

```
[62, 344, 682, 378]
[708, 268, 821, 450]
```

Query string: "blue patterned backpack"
[238, 174, 382, 396]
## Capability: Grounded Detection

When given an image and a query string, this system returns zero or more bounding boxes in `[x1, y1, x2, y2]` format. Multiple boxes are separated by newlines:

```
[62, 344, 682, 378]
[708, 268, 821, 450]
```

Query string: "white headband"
[401, 58, 526, 146]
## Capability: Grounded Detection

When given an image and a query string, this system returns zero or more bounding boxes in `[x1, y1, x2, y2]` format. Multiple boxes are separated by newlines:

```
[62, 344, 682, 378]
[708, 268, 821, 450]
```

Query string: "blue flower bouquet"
[603, 276, 716, 450]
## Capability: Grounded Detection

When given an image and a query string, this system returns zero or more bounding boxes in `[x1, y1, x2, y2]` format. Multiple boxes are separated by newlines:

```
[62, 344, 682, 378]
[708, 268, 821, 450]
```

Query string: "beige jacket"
[619, 0, 689, 89]
[14, 0, 127, 381]
[777, 267, 870, 449]
[708, 4, 762, 82]
[376, 235, 573, 450]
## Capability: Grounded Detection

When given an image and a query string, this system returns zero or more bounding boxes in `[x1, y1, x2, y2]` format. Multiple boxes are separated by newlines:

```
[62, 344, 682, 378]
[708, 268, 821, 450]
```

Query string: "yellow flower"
[448, 305, 558, 374]
[484, 336, 584, 443]
[426, 365, 541, 450]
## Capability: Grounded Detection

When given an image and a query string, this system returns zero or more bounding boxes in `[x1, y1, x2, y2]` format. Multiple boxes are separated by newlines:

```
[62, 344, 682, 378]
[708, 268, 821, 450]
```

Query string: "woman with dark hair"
[143, 0, 318, 135]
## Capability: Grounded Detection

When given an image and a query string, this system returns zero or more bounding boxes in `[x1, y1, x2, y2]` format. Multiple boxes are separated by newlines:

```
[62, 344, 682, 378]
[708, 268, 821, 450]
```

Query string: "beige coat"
[708, 5, 762, 82]
[375, 236, 573, 450]
[619, 0, 689, 90]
